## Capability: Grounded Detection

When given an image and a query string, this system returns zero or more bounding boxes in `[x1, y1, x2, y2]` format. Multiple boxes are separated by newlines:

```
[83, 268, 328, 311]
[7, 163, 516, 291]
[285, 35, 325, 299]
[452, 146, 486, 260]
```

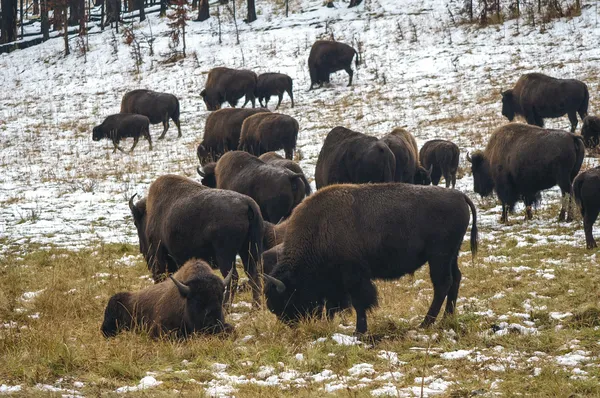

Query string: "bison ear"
[170, 275, 191, 298]
[501, 90, 512, 98]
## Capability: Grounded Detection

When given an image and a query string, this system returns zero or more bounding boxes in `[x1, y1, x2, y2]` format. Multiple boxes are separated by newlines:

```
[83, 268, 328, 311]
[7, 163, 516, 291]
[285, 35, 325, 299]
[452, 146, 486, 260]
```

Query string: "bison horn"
[263, 274, 286, 294]
[170, 275, 191, 298]
[128, 193, 142, 220]
[197, 166, 205, 177]
[466, 152, 472, 163]
[223, 268, 234, 290]
[427, 164, 433, 175]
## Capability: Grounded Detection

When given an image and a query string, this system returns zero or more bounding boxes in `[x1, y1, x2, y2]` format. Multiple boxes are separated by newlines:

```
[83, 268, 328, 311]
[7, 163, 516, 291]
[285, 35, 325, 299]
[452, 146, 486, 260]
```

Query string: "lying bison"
[201, 67, 258, 111]
[501, 73, 589, 133]
[199, 151, 306, 223]
[256, 73, 294, 109]
[129, 174, 264, 305]
[120, 89, 182, 139]
[308, 40, 360, 89]
[468, 123, 584, 223]
[263, 183, 478, 334]
[315, 126, 395, 189]
[419, 139, 460, 188]
[238, 113, 299, 160]
[573, 167, 600, 249]
[382, 128, 431, 184]
[581, 116, 600, 149]
[92, 113, 152, 153]
[259, 152, 312, 196]
[197, 108, 270, 165]
[101, 259, 233, 338]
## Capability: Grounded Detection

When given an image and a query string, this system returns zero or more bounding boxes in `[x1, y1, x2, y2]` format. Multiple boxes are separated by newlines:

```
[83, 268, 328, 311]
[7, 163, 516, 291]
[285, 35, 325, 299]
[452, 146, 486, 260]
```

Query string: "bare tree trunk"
[33, 0, 39, 14]
[78, 0, 85, 33]
[160, 0, 166, 16]
[138, 0, 145, 21]
[20, 0, 24, 39]
[285, 0, 288, 16]
[1, 0, 18, 43]
[196, 0, 209, 20]
[182, 19, 185, 56]
[468, 0, 473, 21]
[41, 0, 49, 39]
[63, 6, 70, 55]
[100, 0, 105, 30]
[246, 0, 256, 22]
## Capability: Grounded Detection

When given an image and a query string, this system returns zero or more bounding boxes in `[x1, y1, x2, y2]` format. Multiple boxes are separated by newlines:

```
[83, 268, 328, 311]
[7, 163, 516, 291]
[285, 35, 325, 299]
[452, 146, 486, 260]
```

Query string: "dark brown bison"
[120, 89, 182, 139]
[573, 167, 600, 249]
[315, 126, 395, 189]
[200, 67, 258, 111]
[581, 116, 600, 148]
[238, 113, 299, 160]
[256, 73, 294, 109]
[262, 244, 283, 275]
[198, 151, 306, 223]
[467, 123, 584, 223]
[308, 40, 360, 90]
[101, 259, 233, 338]
[419, 139, 460, 188]
[92, 113, 152, 153]
[129, 174, 264, 305]
[263, 218, 289, 250]
[263, 183, 478, 334]
[196, 108, 270, 165]
[382, 128, 432, 184]
[501, 73, 589, 133]
[259, 152, 312, 196]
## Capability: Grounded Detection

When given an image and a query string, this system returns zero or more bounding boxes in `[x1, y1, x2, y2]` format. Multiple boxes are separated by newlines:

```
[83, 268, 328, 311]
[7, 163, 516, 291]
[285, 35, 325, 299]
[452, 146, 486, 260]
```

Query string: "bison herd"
[94, 39, 600, 340]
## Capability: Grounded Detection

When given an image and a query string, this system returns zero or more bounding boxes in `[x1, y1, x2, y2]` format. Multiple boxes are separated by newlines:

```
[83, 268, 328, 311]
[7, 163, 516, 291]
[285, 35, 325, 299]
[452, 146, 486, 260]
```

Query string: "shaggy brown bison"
[468, 123, 584, 223]
[573, 167, 600, 249]
[201, 67, 258, 111]
[238, 113, 299, 160]
[196, 108, 270, 165]
[382, 128, 432, 184]
[263, 183, 478, 334]
[198, 151, 306, 223]
[308, 40, 360, 89]
[259, 152, 312, 196]
[92, 113, 152, 153]
[501, 73, 589, 133]
[120, 89, 182, 139]
[419, 139, 460, 188]
[315, 126, 395, 189]
[101, 259, 233, 338]
[581, 116, 600, 149]
[256, 73, 294, 109]
[129, 174, 264, 305]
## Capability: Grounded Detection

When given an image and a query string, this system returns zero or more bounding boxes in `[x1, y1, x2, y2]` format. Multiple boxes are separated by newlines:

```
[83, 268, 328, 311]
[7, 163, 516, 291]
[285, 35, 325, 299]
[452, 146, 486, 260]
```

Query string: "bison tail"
[581, 84, 590, 118]
[572, 175, 585, 217]
[464, 194, 478, 259]
[248, 201, 265, 275]
[572, 135, 585, 182]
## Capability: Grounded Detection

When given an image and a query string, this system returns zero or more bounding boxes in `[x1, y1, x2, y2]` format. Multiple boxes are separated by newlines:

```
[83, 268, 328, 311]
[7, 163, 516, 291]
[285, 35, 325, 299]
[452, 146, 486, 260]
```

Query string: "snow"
[20, 289, 45, 302]
[0, 385, 22, 394]
[115, 376, 162, 393]
[332, 333, 362, 346]
[555, 351, 590, 367]
[440, 349, 472, 360]
[348, 363, 375, 377]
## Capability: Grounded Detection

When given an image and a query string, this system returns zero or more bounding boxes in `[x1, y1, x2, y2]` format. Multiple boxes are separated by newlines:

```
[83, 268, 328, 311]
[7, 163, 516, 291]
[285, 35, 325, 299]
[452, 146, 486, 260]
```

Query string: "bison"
[196, 108, 270, 165]
[382, 128, 432, 184]
[198, 151, 306, 223]
[573, 167, 600, 249]
[128, 174, 264, 306]
[259, 152, 312, 196]
[256, 73, 294, 109]
[120, 89, 182, 139]
[501, 73, 589, 133]
[308, 40, 360, 90]
[581, 116, 600, 149]
[315, 126, 395, 189]
[200, 67, 258, 111]
[419, 139, 460, 188]
[101, 258, 233, 338]
[238, 113, 299, 160]
[467, 123, 584, 223]
[92, 113, 152, 153]
[263, 183, 478, 335]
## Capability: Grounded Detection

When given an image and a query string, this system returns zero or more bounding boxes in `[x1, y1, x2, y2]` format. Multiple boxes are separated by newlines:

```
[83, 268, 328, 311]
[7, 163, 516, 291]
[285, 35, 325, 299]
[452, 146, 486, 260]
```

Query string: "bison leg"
[451, 173, 456, 189]
[420, 255, 453, 328]
[345, 66, 354, 86]
[349, 278, 377, 335]
[568, 111, 578, 133]
[287, 88, 294, 108]
[443, 171, 452, 188]
[275, 93, 283, 110]
[216, 250, 238, 309]
[284, 147, 293, 160]
[145, 130, 153, 151]
[443, 256, 461, 317]
[239, 250, 261, 308]
[264, 96, 270, 108]
[584, 208, 599, 249]
[159, 115, 169, 140]
[174, 118, 182, 138]
[129, 136, 140, 152]
[500, 203, 509, 224]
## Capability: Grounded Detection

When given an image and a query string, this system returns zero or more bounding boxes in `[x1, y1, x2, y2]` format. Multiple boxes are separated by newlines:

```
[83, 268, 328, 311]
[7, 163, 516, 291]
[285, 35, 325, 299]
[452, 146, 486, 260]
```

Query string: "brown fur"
[239, 113, 299, 160]
[573, 167, 600, 249]
[581, 116, 600, 148]
[92, 113, 152, 153]
[259, 152, 312, 196]
[120, 89, 181, 139]
[308, 40, 359, 89]
[419, 139, 460, 188]
[200, 67, 258, 111]
[256, 73, 294, 109]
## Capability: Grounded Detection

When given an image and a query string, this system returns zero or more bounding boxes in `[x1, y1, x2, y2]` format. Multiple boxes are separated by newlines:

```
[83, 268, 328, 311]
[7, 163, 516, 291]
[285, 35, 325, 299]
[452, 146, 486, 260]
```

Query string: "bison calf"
[581, 116, 600, 149]
[92, 113, 152, 153]
[201, 67, 258, 111]
[382, 128, 432, 185]
[256, 73, 294, 109]
[308, 40, 359, 89]
[573, 167, 600, 249]
[120, 89, 182, 139]
[101, 259, 233, 338]
[419, 139, 460, 188]
[239, 113, 299, 160]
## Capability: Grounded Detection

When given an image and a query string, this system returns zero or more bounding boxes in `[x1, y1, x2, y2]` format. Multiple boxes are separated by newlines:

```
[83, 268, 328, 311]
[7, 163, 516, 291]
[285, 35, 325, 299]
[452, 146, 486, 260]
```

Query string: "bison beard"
[264, 183, 478, 335]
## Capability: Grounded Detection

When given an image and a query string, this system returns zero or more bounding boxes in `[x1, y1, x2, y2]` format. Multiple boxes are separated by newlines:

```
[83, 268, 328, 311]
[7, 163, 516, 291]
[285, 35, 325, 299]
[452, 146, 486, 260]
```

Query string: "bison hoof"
[587, 241, 598, 249]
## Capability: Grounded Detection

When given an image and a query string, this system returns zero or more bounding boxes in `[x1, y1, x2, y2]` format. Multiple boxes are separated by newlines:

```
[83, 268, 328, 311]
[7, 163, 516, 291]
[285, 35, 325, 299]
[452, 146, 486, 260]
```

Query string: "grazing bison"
[382, 128, 432, 184]
[198, 151, 306, 223]
[256, 73, 294, 109]
[259, 152, 312, 196]
[101, 259, 233, 338]
[92, 113, 152, 153]
[581, 116, 600, 149]
[308, 40, 360, 89]
[467, 123, 584, 223]
[501, 73, 589, 133]
[263, 218, 290, 250]
[419, 139, 460, 188]
[196, 108, 270, 165]
[120, 89, 182, 139]
[238, 113, 299, 160]
[201, 67, 258, 111]
[263, 183, 478, 334]
[262, 244, 283, 275]
[129, 174, 264, 305]
[315, 126, 395, 189]
[573, 167, 600, 249]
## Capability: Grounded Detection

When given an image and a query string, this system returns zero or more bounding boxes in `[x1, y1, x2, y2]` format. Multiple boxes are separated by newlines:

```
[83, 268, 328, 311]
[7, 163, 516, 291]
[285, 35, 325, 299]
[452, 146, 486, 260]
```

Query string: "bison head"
[581, 116, 600, 148]
[467, 151, 494, 197]
[197, 143, 213, 165]
[128, 194, 150, 260]
[414, 164, 433, 185]
[197, 163, 217, 188]
[200, 89, 222, 111]
[501, 90, 516, 121]
[92, 126, 105, 141]
[101, 292, 133, 338]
